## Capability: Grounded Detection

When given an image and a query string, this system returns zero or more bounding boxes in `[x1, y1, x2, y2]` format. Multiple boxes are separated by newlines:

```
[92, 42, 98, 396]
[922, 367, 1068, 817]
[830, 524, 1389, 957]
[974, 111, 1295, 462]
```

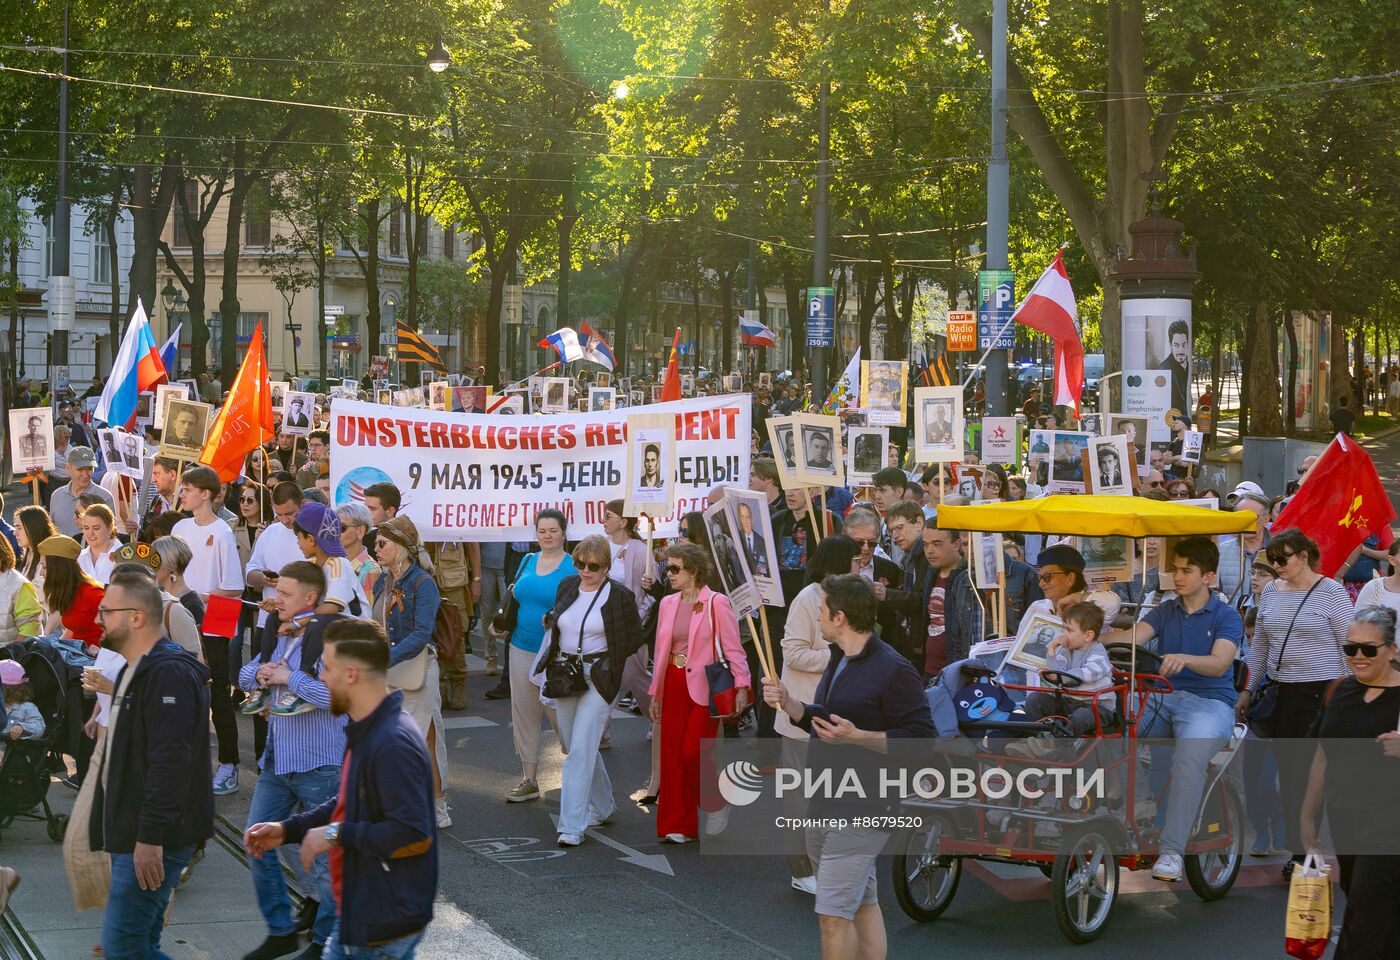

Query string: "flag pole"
[961, 242, 1071, 391]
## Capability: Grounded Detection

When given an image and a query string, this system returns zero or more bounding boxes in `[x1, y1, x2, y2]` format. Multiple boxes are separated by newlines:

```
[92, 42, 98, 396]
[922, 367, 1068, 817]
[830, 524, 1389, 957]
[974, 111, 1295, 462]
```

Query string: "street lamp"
[161, 278, 177, 313]
[426, 36, 451, 73]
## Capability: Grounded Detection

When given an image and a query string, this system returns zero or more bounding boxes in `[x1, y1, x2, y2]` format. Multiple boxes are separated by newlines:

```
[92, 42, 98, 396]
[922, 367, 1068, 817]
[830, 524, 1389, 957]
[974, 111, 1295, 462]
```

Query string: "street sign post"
[806, 286, 834, 348]
[977, 269, 1015, 350]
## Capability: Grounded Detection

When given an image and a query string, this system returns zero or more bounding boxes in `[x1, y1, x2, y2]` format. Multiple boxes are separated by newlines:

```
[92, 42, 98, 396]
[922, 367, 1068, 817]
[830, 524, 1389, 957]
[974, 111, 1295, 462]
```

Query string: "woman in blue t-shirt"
[491, 509, 575, 803]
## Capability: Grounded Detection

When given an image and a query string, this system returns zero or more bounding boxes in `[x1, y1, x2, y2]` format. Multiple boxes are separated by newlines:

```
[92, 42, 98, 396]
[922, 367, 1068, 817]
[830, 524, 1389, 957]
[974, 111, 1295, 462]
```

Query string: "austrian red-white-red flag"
[1012, 249, 1085, 415]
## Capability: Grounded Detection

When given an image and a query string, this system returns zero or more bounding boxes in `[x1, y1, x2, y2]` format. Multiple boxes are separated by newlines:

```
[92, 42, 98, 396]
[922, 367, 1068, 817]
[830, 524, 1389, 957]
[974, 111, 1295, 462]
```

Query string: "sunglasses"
[665, 564, 685, 575]
[1268, 551, 1296, 567]
[852, 538, 879, 549]
[1343, 642, 1392, 658]
[240, 496, 258, 504]
[576, 561, 607, 573]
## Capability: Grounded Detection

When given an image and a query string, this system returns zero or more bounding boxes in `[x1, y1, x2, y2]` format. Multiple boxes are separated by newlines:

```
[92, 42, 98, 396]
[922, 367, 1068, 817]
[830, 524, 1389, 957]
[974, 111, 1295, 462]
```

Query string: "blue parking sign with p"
[806, 286, 835, 348]
[978, 269, 1015, 350]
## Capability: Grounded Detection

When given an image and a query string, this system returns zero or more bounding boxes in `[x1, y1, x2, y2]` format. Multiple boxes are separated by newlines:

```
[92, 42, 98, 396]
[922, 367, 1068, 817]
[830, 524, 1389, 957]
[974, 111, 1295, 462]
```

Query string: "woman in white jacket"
[775, 534, 861, 895]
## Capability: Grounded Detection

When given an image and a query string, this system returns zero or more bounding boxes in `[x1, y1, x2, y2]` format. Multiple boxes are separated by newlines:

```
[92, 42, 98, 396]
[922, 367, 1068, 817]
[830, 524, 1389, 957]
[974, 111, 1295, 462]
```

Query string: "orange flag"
[200, 320, 275, 482]
[659, 327, 683, 402]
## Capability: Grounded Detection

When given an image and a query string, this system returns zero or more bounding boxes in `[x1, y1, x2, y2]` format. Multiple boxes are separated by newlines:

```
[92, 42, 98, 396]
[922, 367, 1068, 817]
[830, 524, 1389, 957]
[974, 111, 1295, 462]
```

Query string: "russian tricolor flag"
[739, 314, 777, 348]
[538, 327, 585, 363]
[580, 321, 616, 371]
[94, 300, 168, 429]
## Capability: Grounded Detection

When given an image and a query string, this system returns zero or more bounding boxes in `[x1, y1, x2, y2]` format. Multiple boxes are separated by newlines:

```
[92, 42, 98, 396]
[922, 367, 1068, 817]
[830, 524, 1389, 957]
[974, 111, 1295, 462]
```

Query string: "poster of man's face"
[1008, 611, 1063, 672]
[1088, 435, 1133, 495]
[588, 387, 616, 412]
[1047, 431, 1091, 492]
[1124, 305, 1193, 419]
[913, 386, 964, 463]
[764, 416, 800, 488]
[630, 388, 644, 407]
[703, 498, 760, 618]
[270, 382, 289, 412]
[859, 360, 908, 426]
[376, 388, 392, 406]
[153, 383, 190, 430]
[724, 374, 742, 393]
[429, 381, 449, 410]
[541, 378, 570, 414]
[680, 374, 695, 397]
[282, 391, 315, 435]
[973, 531, 1005, 590]
[846, 426, 889, 486]
[595, 372, 611, 388]
[159, 398, 213, 462]
[757, 373, 772, 389]
[100, 428, 144, 480]
[1180, 429, 1205, 464]
[724, 487, 784, 606]
[793, 414, 843, 486]
[1107, 415, 1150, 476]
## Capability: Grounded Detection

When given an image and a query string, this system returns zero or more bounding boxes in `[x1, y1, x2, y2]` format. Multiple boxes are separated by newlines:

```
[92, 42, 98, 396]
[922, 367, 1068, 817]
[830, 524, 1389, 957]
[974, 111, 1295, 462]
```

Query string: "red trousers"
[656, 664, 720, 839]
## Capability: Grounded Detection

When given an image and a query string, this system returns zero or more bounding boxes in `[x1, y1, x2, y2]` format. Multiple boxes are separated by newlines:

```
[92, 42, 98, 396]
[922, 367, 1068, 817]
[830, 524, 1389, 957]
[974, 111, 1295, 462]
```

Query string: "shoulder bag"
[1247, 578, 1322, 737]
[491, 555, 531, 636]
[543, 584, 603, 699]
[702, 597, 742, 718]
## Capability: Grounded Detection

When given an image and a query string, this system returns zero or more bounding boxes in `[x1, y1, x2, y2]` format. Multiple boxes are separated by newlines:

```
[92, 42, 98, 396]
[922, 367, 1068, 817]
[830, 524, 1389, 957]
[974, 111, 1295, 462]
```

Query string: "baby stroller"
[0, 644, 71, 842]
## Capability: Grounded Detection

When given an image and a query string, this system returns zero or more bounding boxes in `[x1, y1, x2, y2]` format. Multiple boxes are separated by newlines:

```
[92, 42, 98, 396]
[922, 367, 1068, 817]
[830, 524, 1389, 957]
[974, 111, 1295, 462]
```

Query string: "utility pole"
[48, 1, 74, 377]
[808, 0, 832, 401]
[982, 0, 1011, 416]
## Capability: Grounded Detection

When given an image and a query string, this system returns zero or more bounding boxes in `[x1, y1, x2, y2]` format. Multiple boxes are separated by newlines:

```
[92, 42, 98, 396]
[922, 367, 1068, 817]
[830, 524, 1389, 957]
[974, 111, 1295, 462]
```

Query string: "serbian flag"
[739, 314, 778, 348]
[199, 320, 275, 483]
[659, 327, 683, 402]
[94, 300, 167, 429]
[580, 321, 616, 370]
[1272, 433, 1397, 577]
[538, 327, 585, 364]
[1012, 249, 1084, 415]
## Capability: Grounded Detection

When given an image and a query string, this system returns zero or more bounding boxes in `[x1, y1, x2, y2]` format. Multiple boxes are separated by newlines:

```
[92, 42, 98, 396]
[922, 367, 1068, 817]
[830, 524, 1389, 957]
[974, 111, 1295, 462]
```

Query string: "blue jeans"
[325, 921, 425, 959]
[1137, 690, 1236, 855]
[247, 764, 341, 944]
[101, 846, 195, 960]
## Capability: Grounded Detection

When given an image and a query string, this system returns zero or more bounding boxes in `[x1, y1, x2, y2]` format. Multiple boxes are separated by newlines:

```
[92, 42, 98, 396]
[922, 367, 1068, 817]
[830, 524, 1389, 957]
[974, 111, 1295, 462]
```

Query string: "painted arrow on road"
[549, 814, 675, 876]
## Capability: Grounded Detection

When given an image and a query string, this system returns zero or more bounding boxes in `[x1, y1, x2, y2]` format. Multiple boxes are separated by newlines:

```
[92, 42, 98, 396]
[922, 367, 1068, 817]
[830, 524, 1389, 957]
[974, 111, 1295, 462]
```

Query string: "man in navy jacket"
[245, 620, 437, 959]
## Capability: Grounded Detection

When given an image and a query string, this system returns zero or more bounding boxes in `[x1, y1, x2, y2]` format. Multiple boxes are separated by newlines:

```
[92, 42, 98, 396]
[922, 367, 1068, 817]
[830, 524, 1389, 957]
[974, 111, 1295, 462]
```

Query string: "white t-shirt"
[555, 583, 610, 656]
[245, 521, 303, 627]
[1354, 577, 1400, 620]
[608, 540, 629, 583]
[173, 515, 244, 597]
[323, 556, 372, 619]
[79, 545, 117, 585]
[92, 647, 127, 728]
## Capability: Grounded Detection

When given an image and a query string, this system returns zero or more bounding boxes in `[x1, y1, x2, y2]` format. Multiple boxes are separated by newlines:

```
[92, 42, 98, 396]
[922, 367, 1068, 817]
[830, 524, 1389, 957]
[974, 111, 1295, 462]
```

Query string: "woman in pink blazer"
[648, 542, 751, 842]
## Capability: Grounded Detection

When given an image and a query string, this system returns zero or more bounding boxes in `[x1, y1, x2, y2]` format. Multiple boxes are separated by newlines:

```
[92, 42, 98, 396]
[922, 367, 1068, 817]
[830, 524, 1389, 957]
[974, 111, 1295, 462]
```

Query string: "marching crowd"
[0, 366, 1397, 960]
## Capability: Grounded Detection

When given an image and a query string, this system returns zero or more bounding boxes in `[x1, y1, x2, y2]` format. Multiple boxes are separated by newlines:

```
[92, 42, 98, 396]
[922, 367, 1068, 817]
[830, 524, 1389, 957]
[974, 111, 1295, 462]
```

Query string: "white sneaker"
[557, 833, 583, 847]
[588, 807, 618, 828]
[660, 833, 691, 844]
[703, 805, 730, 837]
[435, 797, 452, 829]
[790, 875, 817, 895]
[1151, 852, 1184, 882]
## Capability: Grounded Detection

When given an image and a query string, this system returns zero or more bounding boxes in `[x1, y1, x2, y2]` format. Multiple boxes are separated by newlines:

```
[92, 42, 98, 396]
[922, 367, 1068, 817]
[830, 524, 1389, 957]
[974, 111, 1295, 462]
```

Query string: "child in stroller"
[1, 660, 46, 756]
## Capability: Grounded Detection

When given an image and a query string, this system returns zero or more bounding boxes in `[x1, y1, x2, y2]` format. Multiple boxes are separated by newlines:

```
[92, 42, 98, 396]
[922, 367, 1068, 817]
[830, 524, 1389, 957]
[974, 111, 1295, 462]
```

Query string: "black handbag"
[491, 555, 531, 636]
[1247, 578, 1322, 737]
[542, 583, 604, 699]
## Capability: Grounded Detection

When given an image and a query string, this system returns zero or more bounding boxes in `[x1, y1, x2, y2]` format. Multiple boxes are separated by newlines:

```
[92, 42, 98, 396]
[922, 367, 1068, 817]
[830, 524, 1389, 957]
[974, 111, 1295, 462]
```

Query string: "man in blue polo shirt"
[1107, 536, 1242, 883]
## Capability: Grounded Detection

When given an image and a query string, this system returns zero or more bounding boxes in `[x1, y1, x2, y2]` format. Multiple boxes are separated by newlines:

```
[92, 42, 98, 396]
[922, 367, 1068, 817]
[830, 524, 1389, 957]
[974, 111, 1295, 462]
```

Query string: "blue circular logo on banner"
[336, 465, 394, 507]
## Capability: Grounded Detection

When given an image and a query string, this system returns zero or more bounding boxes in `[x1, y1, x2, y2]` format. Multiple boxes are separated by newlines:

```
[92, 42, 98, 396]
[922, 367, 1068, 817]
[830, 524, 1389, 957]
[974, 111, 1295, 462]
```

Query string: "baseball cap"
[1228, 481, 1265, 501]
[68, 446, 97, 469]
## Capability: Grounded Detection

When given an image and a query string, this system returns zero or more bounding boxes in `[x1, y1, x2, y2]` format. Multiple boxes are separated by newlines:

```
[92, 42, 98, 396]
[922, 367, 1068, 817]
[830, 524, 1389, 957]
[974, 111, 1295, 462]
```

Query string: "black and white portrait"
[703, 498, 760, 618]
[282, 391, 315, 435]
[764, 416, 800, 488]
[972, 531, 1005, 590]
[154, 383, 189, 430]
[270, 381, 289, 412]
[1048, 431, 1092, 493]
[1008, 611, 1063, 672]
[913, 386, 963, 463]
[630, 388, 644, 407]
[1088, 435, 1133, 496]
[159, 398, 212, 462]
[429, 381, 449, 410]
[680, 374, 695, 397]
[541, 378, 570, 414]
[588, 387, 616, 412]
[724, 374, 742, 393]
[1107, 414, 1150, 476]
[846, 426, 889, 486]
[801, 425, 835, 471]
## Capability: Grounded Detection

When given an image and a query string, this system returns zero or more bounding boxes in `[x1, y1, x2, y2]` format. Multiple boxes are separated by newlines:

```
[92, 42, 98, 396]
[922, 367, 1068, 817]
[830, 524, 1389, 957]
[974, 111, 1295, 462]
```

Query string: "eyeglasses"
[665, 564, 685, 575]
[1037, 570, 1069, 584]
[96, 606, 139, 619]
[1343, 642, 1391, 658]
[576, 560, 608, 573]
[852, 538, 879, 549]
[240, 496, 258, 504]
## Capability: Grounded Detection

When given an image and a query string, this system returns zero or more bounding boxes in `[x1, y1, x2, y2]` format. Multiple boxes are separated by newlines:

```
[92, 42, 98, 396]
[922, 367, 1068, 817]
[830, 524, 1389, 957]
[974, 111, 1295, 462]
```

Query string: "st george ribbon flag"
[1271, 432, 1396, 577]
[94, 300, 168, 429]
[1012, 249, 1084, 415]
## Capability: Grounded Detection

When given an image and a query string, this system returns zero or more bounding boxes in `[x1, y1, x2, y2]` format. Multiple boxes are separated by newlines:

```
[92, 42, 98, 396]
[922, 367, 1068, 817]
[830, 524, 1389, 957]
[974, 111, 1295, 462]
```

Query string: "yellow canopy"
[936, 494, 1258, 539]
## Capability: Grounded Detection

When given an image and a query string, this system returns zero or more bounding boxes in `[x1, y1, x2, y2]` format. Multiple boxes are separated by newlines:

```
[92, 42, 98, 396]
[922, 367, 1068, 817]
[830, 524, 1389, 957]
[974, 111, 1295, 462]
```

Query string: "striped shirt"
[1247, 577, 1352, 688]
[237, 613, 346, 774]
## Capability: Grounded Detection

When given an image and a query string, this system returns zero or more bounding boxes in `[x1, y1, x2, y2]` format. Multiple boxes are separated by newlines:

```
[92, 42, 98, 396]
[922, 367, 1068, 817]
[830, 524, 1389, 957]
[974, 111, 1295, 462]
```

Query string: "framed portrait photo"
[765, 415, 801, 489]
[159, 398, 213, 462]
[913, 386, 964, 463]
[702, 499, 760, 619]
[972, 531, 1006, 589]
[540, 377, 571, 414]
[1107, 414, 1151, 477]
[845, 426, 890, 487]
[9, 407, 55, 473]
[1047, 430, 1092, 493]
[860, 360, 908, 426]
[723, 374, 743, 393]
[792, 413, 844, 487]
[1007, 611, 1063, 673]
[282, 391, 316, 435]
[1088, 435, 1134, 496]
[588, 386, 616, 412]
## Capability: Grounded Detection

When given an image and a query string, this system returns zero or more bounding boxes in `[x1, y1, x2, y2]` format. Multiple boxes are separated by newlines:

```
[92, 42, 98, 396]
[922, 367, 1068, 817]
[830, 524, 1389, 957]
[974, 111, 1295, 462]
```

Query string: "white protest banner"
[330, 394, 751, 542]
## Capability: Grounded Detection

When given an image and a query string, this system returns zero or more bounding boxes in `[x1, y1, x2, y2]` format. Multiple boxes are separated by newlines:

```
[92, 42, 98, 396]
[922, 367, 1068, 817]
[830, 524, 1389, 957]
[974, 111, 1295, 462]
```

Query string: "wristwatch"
[325, 822, 342, 846]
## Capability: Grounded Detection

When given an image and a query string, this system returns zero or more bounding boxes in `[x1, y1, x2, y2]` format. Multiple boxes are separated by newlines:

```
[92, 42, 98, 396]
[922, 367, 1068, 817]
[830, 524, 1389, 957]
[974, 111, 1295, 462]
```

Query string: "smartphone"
[262, 570, 280, 580]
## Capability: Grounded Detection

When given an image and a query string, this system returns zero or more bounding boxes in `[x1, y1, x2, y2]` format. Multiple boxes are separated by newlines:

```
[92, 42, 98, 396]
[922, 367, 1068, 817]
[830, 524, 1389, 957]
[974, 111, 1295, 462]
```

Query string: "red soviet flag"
[1272, 433, 1396, 577]
[659, 327, 683, 402]
[199, 319, 275, 483]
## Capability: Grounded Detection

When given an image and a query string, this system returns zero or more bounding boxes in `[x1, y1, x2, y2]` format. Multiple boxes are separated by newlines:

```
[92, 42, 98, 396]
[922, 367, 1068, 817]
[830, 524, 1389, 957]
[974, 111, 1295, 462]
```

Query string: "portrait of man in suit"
[166, 403, 205, 449]
[923, 398, 953, 447]
[736, 501, 768, 577]
[285, 395, 311, 428]
[706, 509, 745, 594]
[1096, 445, 1124, 488]
[122, 433, 143, 471]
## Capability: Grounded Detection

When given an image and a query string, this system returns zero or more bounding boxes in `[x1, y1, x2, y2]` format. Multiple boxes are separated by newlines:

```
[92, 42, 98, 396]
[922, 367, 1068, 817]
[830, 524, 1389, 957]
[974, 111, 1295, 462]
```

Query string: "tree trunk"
[1245, 301, 1282, 436]
[1351, 327, 1365, 411]
[781, 262, 805, 379]
[7, 239, 17, 382]
[105, 182, 122, 362]
[558, 187, 577, 331]
[364, 198, 382, 371]
[219, 141, 255, 380]
[126, 146, 180, 324]
[1283, 309, 1298, 436]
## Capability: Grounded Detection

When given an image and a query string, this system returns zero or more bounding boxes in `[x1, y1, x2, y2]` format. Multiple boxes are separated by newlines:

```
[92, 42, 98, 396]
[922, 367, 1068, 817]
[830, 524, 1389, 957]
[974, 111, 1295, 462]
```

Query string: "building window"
[442, 225, 455, 261]
[238, 311, 268, 346]
[91, 234, 111, 285]
[244, 185, 271, 246]
[389, 200, 402, 257]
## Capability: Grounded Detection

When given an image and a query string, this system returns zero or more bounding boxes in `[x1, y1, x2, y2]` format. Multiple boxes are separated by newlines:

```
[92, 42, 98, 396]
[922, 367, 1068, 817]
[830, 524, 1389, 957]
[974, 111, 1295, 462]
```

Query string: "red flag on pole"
[199, 320, 276, 482]
[1012, 249, 1085, 416]
[1271, 433, 1396, 577]
[660, 327, 683, 402]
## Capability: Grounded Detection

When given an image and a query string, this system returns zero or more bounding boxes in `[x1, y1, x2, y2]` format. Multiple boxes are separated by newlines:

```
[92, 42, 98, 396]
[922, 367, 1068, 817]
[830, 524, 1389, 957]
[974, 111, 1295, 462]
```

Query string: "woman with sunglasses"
[1300, 605, 1400, 957]
[648, 542, 749, 844]
[490, 509, 575, 804]
[1240, 528, 1353, 876]
[232, 480, 272, 569]
[774, 535, 859, 889]
[538, 535, 645, 847]
[979, 464, 1009, 502]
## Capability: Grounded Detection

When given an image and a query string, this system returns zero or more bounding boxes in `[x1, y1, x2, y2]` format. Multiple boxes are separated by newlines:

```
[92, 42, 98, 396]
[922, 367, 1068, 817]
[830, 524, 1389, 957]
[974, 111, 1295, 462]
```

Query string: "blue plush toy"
[953, 680, 1019, 727]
